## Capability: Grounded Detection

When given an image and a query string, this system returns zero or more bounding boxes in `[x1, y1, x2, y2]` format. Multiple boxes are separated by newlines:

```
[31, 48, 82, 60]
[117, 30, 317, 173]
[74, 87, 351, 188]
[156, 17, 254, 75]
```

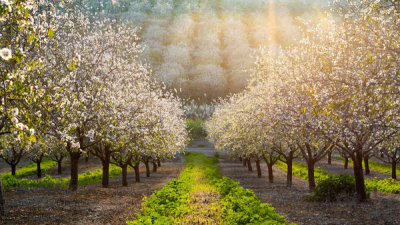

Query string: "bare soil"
[0, 161, 184, 225]
[219, 157, 400, 225]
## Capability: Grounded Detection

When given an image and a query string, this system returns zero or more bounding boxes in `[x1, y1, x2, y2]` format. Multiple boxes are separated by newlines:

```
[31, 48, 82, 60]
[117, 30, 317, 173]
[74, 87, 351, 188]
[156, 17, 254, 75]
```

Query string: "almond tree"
[0, 0, 57, 214]
[376, 134, 400, 179]
[0, 134, 30, 176]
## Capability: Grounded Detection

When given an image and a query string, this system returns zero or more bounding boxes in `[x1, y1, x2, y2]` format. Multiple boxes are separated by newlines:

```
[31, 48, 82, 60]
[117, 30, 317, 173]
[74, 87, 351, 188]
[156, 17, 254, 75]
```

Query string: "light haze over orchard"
[84, 0, 330, 102]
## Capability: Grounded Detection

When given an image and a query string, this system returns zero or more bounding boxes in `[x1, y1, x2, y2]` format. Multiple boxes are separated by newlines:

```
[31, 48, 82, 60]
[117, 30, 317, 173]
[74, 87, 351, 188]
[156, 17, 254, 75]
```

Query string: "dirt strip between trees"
[0, 161, 184, 225]
[219, 157, 400, 225]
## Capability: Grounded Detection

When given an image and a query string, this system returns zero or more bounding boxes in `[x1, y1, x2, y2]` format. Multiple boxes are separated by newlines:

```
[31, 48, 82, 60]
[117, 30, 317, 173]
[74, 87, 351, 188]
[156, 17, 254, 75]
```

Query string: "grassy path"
[130, 153, 286, 225]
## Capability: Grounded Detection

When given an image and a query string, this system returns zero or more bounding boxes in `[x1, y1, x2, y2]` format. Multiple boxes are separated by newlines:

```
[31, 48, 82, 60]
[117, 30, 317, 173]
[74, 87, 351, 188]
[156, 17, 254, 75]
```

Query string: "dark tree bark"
[263, 154, 279, 184]
[157, 159, 161, 167]
[2, 146, 25, 177]
[307, 161, 316, 190]
[36, 160, 42, 178]
[11, 164, 16, 176]
[328, 151, 332, 165]
[344, 156, 349, 169]
[255, 159, 262, 178]
[247, 158, 252, 171]
[145, 161, 150, 177]
[364, 155, 370, 175]
[85, 154, 89, 163]
[352, 151, 367, 201]
[122, 164, 128, 186]
[298, 142, 331, 191]
[102, 155, 110, 188]
[286, 152, 294, 187]
[112, 152, 133, 187]
[242, 158, 247, 167]
[91, 144, 114, 188]
[134, 163, 140, 182]
[57, 158, 63, 175]
[392, 158, 397, 179]
[69, 151, 81, 191]
[267, 163, 274, 183]
[152, 160, 157, 172]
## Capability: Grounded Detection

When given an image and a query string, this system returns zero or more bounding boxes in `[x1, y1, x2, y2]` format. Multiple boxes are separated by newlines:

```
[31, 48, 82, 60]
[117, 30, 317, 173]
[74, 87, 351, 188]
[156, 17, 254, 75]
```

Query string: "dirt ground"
[2, 142, 400, 225]
[219, 157, 400, 225]
[0, 159, 184, 225]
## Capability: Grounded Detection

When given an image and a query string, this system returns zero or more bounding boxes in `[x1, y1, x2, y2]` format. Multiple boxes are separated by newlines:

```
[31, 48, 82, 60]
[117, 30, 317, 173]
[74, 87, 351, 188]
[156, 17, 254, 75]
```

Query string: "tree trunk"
[239, 157, 242, 162]
[267, 163, 274, 183]
[392, 158, 397, 179]
[307, 161, 316, 190]
[144, 160, 150, 177]
[157, 159, 161, 167]
[364, 155, 370, 175]
[0, 178, 4, 215]
[353, 152, 367, 201]
[247, 159, 252, 172]
[36, 161, 42, 178]
[242, 159, 247, 167]
[69, 152, 81, 191]
[344, 157, 349, 169]
[328, 151, 332, 165]
[57, 159, 63, 175]
[255, 159, 262, 178]
[122, 164, 128, 186]
[102, 156, 110, 188]
[152, 161, 157, 172]
[11, 164, 16, 176]
[287, 153, 293, 187]
[85, 155, 89, 163]
[134, 163, 140, 182]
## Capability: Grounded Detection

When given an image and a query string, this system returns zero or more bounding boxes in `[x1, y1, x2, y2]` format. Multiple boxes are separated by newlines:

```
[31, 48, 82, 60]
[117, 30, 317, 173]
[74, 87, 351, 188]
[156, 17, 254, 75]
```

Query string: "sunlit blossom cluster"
[207, 0, 400, 200]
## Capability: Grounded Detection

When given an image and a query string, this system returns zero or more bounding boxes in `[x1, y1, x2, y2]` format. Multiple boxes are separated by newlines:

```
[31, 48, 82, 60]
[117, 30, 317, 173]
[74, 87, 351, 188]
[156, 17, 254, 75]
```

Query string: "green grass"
[130, 153, 286, 225]
[186, 119, 207, 141]
[1, 164, 127, 190]
[0, 159, 58, 178]
[334, 157, 400, 176]
[276, 160, 400, 194]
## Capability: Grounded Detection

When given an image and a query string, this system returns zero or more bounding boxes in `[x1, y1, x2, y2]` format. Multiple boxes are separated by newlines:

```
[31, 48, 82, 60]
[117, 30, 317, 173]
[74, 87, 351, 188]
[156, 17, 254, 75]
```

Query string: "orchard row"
[206, 0, 400, 202]
[0, 0, 188, 214]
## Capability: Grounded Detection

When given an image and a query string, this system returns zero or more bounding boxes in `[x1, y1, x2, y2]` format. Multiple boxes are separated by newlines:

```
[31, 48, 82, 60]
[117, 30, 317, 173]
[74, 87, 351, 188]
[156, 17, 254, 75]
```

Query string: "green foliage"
[186, 119, 207, 141]
[1, 164, 125, 190]
[130, 153, 285, 225]
[0, 159, 57, 178]
[129, 154, 196, 225]
[308, 175, 357, 202]
[276, 160, 400, 195]
[365, 178, 400, 194]
[334, 157, 400, 176]
[215, 177, 285, 225]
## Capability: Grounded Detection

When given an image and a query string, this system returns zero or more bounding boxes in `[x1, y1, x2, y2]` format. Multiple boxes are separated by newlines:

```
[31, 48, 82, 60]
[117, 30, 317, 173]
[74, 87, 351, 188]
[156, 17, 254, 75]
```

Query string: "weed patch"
[130, 153, 285, 224]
